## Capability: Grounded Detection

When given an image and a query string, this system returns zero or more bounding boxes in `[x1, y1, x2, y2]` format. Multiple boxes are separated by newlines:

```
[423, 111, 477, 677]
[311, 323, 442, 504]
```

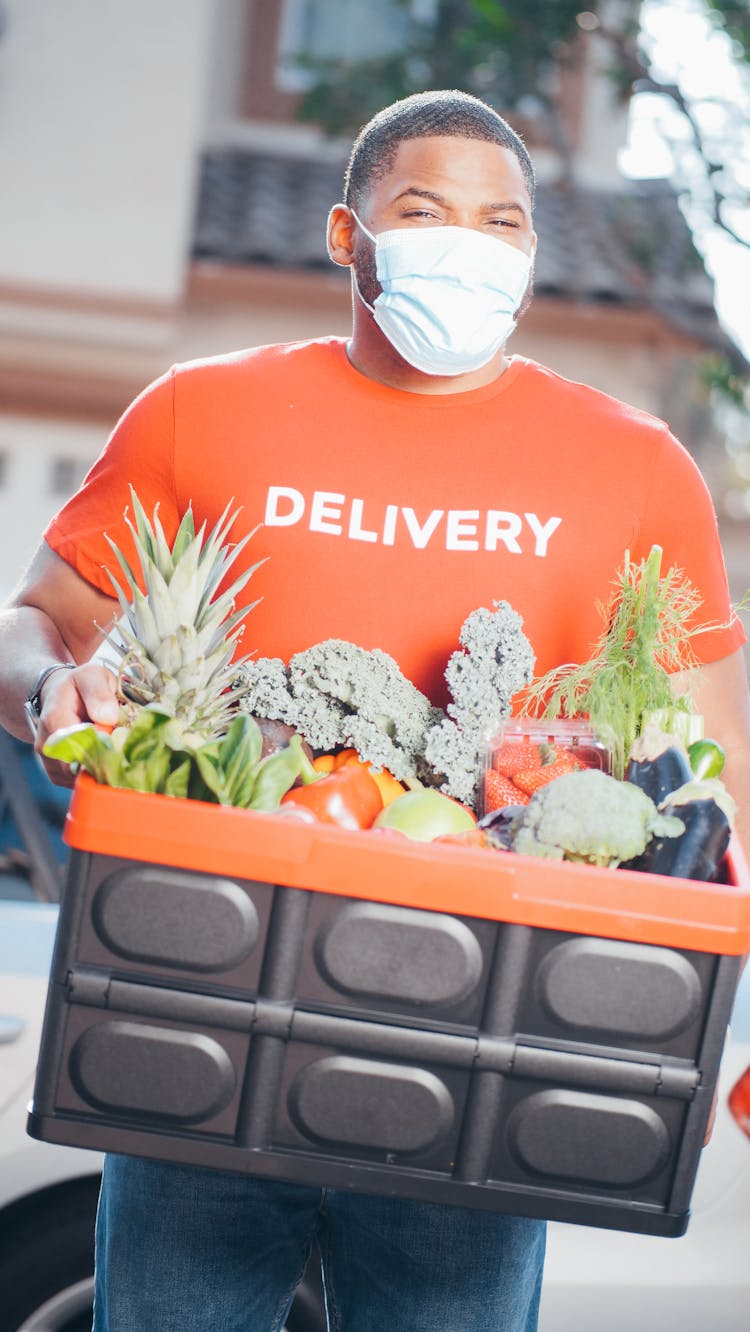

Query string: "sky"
[618, 0, 750, 359]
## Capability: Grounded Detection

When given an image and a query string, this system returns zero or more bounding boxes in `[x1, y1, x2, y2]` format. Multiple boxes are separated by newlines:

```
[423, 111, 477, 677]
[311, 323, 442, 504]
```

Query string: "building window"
[242, 0, 437, 122]
[276, 0, 436, 93]
[50, 457, 87, 497]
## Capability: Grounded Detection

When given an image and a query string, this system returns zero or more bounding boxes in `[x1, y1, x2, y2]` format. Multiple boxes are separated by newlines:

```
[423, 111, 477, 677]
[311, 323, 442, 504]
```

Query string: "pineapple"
[43, 488, 314, 807]
[103, 487, 263, 751]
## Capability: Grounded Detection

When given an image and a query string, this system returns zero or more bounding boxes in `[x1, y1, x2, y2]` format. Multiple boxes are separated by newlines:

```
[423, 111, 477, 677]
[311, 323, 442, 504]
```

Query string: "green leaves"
[42, 709, 307, 810]
[523, 546, 705, 780]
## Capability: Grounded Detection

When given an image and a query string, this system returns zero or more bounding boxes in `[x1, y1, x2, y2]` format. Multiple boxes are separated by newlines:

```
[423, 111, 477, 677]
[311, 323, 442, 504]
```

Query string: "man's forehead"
[372, 135, 531, 206]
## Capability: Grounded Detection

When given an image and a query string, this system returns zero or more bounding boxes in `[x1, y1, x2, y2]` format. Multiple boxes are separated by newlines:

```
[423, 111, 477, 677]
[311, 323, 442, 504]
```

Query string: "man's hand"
[35, 662, 120, 786]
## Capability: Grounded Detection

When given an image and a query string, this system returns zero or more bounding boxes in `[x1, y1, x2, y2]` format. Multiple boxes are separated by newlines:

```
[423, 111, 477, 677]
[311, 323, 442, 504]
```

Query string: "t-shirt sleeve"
[44, 366, 180, 596]
[639, 426, 746, 664]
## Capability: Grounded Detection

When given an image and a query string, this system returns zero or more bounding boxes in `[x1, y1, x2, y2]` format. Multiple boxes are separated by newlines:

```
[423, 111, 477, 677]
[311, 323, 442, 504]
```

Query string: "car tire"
[0, 1175, 328, 1332]
[0, 1176, 99, 1332]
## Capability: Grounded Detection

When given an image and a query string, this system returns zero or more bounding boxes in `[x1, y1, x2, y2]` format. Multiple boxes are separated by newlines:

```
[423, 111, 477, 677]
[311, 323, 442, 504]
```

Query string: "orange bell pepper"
[332, 749, 406, 806]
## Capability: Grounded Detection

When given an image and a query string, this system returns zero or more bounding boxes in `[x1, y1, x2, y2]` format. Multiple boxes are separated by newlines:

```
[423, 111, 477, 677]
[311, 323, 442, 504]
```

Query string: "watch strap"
[24, 661, 76, 736]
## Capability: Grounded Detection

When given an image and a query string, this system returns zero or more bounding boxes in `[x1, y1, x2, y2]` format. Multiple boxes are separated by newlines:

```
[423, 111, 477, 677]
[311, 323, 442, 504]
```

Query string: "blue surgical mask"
[351, 210, 532, 376]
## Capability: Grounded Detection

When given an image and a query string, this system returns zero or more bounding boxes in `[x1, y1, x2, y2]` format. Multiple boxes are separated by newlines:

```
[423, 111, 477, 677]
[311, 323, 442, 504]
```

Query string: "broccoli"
[236, 601, 534, 806]
[508, 768, 684, 868]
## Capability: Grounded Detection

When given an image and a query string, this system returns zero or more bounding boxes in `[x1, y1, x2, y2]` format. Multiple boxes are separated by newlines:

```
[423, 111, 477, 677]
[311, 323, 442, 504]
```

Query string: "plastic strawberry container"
[28, 775, 750, 1236]
[482, 719, 611, 815]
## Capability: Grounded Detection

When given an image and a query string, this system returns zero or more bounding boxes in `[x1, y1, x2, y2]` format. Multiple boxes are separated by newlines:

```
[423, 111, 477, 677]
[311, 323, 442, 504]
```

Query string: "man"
[0, 89, 748, 1332]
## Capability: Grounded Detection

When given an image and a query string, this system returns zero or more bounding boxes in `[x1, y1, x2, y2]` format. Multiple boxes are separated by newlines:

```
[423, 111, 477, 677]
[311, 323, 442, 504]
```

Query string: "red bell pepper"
[280, 762, 383, 830]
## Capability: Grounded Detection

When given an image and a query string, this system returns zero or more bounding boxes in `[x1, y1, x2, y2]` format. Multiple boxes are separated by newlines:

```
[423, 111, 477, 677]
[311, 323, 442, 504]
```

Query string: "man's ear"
[327, 204, 356, 267]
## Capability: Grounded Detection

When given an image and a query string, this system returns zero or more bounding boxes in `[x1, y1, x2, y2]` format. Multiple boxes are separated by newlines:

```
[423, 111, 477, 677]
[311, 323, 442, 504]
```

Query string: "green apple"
[373, 788, 476, 842]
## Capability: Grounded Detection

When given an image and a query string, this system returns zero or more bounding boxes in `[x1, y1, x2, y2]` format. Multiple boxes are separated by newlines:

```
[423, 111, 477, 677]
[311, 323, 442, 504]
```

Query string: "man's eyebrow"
[393, 187, 449, 205]
[482, 200, 528, 217]
[393, 187, 529, 217]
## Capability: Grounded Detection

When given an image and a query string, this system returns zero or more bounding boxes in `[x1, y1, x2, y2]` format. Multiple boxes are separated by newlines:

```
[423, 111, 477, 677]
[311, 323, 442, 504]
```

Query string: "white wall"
[0, 415, 108, 601]
[0, 0, 214, 303]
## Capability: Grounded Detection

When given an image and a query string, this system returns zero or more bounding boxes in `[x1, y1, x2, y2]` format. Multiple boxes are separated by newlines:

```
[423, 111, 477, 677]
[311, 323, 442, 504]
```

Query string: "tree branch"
[597, 20, 750, 251]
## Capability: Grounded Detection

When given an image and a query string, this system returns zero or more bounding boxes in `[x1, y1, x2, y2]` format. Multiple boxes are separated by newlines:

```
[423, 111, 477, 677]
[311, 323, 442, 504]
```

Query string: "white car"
[1, 737, 748, 1332]
[538, 970, 750, 1332]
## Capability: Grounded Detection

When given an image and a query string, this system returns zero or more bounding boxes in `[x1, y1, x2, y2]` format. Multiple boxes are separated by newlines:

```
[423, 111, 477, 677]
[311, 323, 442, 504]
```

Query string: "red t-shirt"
[45, 339, 745, 708]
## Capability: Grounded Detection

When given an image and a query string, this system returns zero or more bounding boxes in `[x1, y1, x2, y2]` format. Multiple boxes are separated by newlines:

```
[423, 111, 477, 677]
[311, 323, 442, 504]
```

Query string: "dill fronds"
[522, 545, 706, 779]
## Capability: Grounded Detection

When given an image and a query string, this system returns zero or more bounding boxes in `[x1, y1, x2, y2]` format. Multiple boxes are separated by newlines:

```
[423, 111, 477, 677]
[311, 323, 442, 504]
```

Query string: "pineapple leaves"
[100, 489, 265, 754]
[50, 488, 308, 814]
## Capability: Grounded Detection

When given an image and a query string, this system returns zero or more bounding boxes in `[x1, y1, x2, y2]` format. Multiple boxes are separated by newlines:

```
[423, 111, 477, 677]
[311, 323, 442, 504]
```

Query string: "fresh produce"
[523, 546, 706, 780]
[104, 488, 261, 746]
[687, 738, 726, 780]
[314, 748, 406, 806]
[238, 600, 535, 811]
[280, 762, 383, 830]
[238, 639, 444, 787]
[623, 723, 735, 879]
[508, 768, 684, 868]
[624, 724, 694, 805]
[421, 601, 535, 806]
[43, 492, 311, 808]
[41, 496, 740, 887]
[373, 787, 477, 842]
[483, 739, 584, 810]
[478, 804, 526, 849]
[622, 779, 736, 881]
[484, 770, 529, 811]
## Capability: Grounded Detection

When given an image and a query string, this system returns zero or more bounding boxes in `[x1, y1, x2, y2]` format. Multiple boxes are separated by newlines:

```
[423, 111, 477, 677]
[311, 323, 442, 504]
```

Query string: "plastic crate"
[28, 776, 750, 1236]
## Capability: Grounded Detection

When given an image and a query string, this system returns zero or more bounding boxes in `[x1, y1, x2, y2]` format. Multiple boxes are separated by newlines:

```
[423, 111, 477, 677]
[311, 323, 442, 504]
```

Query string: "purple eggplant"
[625, 743, 692, 806]
[478, 804, 526, 850]
[621, 780, 735, 882]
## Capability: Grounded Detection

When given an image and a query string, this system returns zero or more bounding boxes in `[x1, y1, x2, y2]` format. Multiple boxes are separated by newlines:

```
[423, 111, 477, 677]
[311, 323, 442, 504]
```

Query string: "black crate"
[28, 786, 749, 1237]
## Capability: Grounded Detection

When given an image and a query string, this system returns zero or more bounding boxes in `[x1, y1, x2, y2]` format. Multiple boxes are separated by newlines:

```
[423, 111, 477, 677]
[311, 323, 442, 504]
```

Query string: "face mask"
[351, 211, 532, 377]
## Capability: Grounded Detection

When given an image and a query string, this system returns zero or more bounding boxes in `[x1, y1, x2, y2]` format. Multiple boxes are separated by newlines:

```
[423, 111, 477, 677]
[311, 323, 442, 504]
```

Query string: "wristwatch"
[24, 662, 76, 737]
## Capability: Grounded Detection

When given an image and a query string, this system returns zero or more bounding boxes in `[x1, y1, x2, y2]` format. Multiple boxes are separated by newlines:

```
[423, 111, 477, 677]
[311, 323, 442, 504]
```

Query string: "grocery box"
[28, 775, 750, 1236]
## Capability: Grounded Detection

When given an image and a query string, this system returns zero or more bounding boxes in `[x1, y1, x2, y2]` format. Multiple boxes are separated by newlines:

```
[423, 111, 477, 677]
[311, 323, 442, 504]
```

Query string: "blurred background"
[0, 0, 748, 633]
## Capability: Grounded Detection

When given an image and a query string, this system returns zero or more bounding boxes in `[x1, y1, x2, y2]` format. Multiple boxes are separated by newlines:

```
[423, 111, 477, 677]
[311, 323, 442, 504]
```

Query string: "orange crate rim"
[65, 774, 750, 957]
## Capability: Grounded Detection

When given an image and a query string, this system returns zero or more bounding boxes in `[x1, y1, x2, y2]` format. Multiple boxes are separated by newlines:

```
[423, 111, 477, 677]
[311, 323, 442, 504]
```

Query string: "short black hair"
[344, 89, 536, 212]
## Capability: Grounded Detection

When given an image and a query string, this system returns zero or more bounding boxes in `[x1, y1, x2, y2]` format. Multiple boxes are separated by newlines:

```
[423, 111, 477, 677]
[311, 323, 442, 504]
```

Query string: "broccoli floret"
[509, 768, 684, 867]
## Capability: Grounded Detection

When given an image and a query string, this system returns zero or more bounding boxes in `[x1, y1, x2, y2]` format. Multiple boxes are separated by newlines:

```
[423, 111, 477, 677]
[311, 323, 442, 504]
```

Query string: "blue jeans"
[94, 1155, 546, 1331]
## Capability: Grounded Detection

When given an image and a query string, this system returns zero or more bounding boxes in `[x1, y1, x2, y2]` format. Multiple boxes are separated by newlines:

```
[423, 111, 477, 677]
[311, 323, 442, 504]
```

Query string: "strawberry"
[495, 740, 543, 777]
[484, 770, 529, 811]
[513, 759, 576, 795]
[493, 742, 542, 778]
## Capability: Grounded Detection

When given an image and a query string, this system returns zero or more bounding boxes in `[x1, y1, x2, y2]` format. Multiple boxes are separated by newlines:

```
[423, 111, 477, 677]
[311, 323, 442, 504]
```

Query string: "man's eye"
[489, 217, 520, 228]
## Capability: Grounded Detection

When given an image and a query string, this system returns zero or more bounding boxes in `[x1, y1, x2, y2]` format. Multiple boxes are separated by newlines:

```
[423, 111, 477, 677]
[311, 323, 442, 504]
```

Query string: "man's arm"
[675, 646, 750, 852]
[0, 543, 122, 781]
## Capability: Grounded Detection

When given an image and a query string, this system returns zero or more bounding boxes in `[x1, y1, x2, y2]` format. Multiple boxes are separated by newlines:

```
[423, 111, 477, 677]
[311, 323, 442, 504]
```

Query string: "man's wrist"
[24, 661, 76, 736]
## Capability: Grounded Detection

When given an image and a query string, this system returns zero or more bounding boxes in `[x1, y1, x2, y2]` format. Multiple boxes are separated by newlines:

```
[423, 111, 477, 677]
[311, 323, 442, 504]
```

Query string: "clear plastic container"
[481, 719, 612, 817]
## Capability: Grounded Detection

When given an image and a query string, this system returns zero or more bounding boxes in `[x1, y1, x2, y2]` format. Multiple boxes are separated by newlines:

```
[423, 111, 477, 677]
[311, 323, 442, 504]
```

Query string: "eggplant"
[625, 743, 692, 805]
[621, 780, 735, 882]
[478, 804, 526, 850]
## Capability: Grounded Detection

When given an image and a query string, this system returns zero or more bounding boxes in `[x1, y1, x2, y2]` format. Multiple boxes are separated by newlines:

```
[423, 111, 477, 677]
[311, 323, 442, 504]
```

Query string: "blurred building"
[0, 0, 746, 605]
